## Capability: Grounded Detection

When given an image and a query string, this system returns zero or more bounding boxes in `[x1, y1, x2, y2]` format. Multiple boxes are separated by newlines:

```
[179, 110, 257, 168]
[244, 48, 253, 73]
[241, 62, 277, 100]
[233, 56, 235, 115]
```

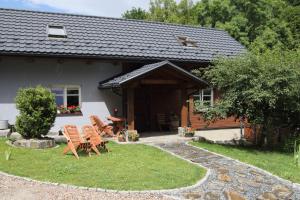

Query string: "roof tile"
[0, 8, 245, 62]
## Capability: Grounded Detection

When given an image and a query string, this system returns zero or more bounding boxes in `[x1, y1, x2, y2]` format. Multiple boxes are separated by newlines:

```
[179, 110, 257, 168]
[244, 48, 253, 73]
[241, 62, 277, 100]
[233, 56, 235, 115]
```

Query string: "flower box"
[57, 105, 82, 116]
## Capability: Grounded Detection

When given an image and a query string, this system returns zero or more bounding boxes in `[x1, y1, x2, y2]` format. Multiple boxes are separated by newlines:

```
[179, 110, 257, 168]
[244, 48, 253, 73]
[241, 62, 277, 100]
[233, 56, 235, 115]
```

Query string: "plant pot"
[184, 132, 195, 137]
[118, 135, 126, 142]
[0, 120, 8, 130]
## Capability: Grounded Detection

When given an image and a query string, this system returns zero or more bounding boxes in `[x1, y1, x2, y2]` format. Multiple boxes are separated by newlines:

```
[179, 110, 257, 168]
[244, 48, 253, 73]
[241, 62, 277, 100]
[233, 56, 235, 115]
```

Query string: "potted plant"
[184, 131, 195, 137]
[118, 130, 126, 142]
[128, 130, 139, 142]
[182, 127, 195, 137]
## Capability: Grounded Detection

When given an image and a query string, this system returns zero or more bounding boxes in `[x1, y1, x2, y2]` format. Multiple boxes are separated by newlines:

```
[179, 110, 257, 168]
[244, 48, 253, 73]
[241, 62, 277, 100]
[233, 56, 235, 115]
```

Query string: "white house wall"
[0, 56, 122, 132]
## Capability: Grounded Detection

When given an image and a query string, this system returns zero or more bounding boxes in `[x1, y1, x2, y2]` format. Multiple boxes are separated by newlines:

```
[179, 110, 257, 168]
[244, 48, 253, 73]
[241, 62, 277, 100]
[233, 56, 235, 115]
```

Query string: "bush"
[15, 86, 57, 139]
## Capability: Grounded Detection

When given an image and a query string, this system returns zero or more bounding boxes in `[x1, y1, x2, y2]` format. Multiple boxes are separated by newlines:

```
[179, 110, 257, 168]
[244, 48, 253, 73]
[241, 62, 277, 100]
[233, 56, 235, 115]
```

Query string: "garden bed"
[0, 139, 206, 190]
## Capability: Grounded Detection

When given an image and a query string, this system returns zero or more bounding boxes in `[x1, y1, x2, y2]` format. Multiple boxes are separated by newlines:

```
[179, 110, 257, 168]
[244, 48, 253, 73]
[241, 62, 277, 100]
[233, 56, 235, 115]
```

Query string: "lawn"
[190, 141, 300, 183]
[0, 139, 205, 190]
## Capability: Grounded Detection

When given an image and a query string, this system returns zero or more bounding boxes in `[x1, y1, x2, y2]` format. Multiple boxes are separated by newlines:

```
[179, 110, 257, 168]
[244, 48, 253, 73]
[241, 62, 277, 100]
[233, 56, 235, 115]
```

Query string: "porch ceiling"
[98, 60, 209, 89]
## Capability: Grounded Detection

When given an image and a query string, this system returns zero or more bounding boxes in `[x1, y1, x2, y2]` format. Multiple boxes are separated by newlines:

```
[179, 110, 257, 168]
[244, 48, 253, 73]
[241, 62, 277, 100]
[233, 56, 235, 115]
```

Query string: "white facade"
[0, 56, 122, 132]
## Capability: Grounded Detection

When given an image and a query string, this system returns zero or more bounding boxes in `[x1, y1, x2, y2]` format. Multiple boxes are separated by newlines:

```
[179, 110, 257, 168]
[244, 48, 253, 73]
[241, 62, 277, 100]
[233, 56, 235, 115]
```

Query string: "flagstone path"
[156, 142, 300, 200]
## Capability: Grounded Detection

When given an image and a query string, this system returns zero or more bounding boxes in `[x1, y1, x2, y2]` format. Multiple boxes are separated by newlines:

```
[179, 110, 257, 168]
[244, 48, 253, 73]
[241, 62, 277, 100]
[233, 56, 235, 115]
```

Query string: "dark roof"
[0, 8, 245, 62]
[99, 60, 208, 88]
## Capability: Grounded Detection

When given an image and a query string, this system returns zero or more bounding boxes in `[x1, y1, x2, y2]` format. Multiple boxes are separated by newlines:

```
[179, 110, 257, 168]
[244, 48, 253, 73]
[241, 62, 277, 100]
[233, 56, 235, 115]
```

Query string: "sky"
[0, 0, 183, 18]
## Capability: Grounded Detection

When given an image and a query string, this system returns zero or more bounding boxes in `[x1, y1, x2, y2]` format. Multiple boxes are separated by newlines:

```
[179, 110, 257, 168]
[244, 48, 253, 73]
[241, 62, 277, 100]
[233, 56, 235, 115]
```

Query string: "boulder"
[9, 132, 23, 141]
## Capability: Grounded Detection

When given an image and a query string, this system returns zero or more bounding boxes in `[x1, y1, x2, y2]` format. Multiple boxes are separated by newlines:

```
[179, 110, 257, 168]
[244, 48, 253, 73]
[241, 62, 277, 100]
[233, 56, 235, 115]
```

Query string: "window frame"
[50, 85, 81, 108]
[193, 88, 214, 112]
[47, 25, 67, 38]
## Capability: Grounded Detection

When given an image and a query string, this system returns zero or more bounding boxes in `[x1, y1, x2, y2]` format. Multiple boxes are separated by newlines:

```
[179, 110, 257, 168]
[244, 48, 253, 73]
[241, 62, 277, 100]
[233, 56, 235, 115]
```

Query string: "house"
[0, 8, 245, 133]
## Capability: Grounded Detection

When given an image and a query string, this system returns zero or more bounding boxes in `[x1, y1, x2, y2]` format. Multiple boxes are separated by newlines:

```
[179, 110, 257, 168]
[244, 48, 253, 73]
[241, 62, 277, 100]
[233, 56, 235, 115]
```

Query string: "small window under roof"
[177, 36, 197, 48]
[47, 25, 67, 38]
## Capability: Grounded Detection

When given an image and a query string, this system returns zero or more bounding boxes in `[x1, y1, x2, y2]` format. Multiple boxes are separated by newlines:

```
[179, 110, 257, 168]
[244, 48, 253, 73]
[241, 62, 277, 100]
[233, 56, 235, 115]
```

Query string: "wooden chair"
[90, 115, 114, 137]
[82, 125, 109, 153]
[63, 125, 93, 159]
[157, 113, 171, 131]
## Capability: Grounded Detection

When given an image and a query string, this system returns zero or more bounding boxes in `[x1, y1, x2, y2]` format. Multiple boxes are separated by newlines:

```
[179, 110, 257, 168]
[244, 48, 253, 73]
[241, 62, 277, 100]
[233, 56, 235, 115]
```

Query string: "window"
[177, 36, 198, 48]
[193, 88, 213, 111]
[47, 25, 67, 38]
[51, 86, 81, 107]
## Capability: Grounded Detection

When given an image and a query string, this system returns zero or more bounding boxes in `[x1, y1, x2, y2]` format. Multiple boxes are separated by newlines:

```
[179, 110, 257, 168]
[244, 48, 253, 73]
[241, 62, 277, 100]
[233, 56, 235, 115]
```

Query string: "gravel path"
[1, 141, 300, 200]
[155, 142, 300, 200]
[0, 173, 171, 200]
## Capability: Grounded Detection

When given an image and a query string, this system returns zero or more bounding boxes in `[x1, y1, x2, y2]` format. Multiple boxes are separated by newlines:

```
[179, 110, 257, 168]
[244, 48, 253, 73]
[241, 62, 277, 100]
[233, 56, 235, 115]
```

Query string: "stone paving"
[156, 142, 300, 200]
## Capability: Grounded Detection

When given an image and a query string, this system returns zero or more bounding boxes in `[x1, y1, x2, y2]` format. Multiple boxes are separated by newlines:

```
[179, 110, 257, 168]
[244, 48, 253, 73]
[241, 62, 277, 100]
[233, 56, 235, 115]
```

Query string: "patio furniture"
[107, 115, 126, 137]
[157, 113, 171, 131]
[82, 125, 109, 153]
[63, 125, 92, 159]
[89, 115, 114, 137]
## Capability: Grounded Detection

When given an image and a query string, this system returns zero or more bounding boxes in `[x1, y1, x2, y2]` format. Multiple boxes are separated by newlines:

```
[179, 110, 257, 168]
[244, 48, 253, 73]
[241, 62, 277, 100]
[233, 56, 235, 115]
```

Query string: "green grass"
[190, 141, 300, 183]
[0, 139, 205, 190]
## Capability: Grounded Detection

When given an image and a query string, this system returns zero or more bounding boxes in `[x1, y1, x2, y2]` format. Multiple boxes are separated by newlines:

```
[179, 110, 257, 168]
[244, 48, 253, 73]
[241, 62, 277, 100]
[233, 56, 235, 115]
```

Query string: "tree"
[148, 0, 180, 23]
[122, 7, 148, 20]
[122, 0, 299, 51]
[15, 86, 57, 139]
[198, 50, 300, 146]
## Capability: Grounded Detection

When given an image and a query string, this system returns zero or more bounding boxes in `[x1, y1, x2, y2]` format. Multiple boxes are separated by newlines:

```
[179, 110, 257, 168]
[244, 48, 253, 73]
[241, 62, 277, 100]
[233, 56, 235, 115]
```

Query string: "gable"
[99, 61, 208, 88]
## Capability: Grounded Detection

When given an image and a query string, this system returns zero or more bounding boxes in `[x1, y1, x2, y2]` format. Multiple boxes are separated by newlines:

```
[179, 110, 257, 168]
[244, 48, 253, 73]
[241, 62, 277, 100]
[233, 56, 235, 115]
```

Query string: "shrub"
[15, 86, 57, 139]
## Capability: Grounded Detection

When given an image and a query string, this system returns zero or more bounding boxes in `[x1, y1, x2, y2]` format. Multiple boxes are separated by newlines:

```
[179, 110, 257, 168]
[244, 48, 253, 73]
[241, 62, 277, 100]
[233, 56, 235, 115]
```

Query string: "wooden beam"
[181, 88, 188, 127]
[140, 79, 178, 85]
[127, 88, 135, 130]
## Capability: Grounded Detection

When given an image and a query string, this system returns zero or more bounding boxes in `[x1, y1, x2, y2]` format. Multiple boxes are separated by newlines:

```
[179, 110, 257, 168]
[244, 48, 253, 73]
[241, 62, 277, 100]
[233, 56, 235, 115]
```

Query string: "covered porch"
[99, 61, 208, 133]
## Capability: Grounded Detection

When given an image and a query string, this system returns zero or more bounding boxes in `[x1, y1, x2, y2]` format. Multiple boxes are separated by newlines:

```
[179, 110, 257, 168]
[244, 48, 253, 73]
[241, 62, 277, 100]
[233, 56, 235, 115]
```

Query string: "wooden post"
[127, 88, 135, 130]
[181, 88, 188, 127]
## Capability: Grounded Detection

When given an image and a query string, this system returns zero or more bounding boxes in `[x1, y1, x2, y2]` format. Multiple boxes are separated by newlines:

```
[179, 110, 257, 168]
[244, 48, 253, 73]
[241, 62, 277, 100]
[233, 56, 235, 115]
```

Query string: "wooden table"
[107, 116, 126, 136]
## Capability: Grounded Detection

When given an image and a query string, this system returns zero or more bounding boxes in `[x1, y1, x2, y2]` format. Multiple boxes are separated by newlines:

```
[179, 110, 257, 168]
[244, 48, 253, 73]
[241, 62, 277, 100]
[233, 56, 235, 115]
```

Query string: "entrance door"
[134, 87, 151, 132]
[134, 86, 181, 133]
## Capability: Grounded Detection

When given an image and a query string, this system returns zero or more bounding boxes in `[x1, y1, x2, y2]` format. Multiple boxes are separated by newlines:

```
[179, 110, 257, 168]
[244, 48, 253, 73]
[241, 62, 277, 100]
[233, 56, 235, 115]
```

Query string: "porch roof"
[98, 60, 209, 89]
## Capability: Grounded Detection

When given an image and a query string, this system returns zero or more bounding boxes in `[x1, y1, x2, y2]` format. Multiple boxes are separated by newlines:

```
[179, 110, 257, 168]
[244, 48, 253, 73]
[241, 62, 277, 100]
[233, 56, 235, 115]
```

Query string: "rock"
[217, 167, 229, 174]
[250, 170, 264, 177]
[272, 185, 293, 199]
[13, 138, 56, 149]
[236, 173, 247, 178]
[224, 191, 246, 200]
[238, 178, 260, 188]
[9, 132, 23, 141]
[184, 192, 203, 199]
[48, 135, 67, 143]
[257, 192, 277, 200]
[204, 192, 219, 200]
[247, 180, 261, 188]
[0, 129, 10, 137]
[218, 174, 232, 182]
